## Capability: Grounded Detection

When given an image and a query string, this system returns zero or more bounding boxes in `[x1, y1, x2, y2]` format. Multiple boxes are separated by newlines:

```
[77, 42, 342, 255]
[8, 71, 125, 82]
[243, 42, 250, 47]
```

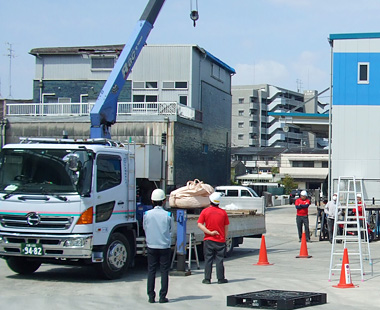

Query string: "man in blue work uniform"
[143, 189, 173, 304]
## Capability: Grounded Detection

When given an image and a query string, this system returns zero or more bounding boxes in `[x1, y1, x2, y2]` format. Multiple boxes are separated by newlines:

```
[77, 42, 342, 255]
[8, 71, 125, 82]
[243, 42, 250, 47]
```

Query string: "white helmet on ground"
[151, 189, 166, 201]
[300, 190, 307, 197]
[209, 192, 222, 205]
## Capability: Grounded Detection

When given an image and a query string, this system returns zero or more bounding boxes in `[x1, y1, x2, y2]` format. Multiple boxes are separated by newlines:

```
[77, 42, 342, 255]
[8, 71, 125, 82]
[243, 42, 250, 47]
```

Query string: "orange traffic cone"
[333, 248, 356, 288]
[296, 232, 312, 258]
[254, 235, 273, 265]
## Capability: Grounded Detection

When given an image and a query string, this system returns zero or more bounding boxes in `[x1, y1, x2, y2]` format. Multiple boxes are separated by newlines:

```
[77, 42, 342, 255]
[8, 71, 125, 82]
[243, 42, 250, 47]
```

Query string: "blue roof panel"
[329, 33, 380, 41]
[205, 51, 236, 74]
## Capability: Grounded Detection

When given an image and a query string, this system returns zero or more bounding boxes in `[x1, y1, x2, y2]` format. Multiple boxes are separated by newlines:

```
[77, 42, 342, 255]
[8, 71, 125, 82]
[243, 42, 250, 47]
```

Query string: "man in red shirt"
[197, 192, 230, 284]
[295, 190, 311, 242]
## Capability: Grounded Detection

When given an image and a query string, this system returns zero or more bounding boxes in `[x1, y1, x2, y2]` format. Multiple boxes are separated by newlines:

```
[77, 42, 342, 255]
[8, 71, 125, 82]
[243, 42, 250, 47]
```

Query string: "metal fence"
[5, 101, 194, 118]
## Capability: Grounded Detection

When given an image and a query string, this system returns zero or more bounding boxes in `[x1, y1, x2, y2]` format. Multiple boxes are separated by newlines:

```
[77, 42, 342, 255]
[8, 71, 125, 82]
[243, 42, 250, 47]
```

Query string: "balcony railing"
[5, 101, 201, 121]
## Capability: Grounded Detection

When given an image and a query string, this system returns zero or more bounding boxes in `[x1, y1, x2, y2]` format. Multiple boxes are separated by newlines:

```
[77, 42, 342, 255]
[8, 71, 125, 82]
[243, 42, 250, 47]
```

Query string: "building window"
[238, 110, 244, 116]
[133, 81, 158, 89]
[146, 95, 158, 102]
[179, 95, 187, 105]
[292, 161, 314, 168]
[146, 81, 158, 89]
[58, 97, 71, 103]
[238, 122, 244, 128]
[238, 134, 244, 140]
[133, 81, 145, 89]
[175, 81, 188, 89]
[202, 144, 208, 154]
[322, 161, 328, 168]
[91, 56, 115, 70]
[133, 95, 145, 102]
[162, 81, 175, 89]
[358, 62, 369, 84]
[211, 63, 225, 81]
[238, 98, 244, 104]
[162, 81, 188, 89]
[133, 95, 157, 102]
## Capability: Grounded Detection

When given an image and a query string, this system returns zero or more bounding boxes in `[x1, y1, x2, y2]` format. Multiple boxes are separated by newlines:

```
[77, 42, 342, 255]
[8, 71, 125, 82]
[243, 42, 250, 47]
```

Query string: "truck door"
[93, 153, 129, 245]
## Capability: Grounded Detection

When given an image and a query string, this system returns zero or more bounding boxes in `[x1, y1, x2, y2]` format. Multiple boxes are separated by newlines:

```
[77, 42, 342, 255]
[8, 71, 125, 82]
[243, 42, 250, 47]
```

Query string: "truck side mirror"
[63, 153, 81, 172]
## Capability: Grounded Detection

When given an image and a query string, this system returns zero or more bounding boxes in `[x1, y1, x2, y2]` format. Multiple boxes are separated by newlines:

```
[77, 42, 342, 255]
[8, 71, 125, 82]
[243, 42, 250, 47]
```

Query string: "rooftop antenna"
[190, 0, 199, 27]
[296, 79, 303, 93]
[5, 42, 15, 98]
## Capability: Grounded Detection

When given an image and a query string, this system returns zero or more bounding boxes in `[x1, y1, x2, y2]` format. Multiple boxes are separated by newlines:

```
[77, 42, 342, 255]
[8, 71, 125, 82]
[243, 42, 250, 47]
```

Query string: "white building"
[329, 33, 380, 201]
[231, 84, 327, 148]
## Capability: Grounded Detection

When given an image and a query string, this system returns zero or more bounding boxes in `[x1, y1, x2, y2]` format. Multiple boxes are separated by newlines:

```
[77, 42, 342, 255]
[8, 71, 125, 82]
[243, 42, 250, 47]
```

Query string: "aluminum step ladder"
[328, 176, 372, 282]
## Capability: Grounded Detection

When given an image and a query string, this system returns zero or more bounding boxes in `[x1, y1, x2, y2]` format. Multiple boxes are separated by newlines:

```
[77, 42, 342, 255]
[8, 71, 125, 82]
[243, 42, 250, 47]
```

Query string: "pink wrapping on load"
[169, 179, 214, 208]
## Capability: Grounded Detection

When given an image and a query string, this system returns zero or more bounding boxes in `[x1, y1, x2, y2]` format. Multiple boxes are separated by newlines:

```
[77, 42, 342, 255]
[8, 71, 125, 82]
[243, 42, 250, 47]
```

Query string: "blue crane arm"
[90, 0, 165, 139]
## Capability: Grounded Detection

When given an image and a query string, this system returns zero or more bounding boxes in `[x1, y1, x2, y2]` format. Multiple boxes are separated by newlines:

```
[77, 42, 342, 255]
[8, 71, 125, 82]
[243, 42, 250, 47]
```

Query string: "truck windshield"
[0, 148, 93, 196]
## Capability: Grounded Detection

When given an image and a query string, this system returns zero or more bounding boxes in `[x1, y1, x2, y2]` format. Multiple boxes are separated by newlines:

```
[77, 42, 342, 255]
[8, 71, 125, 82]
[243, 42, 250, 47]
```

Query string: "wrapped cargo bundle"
[169, 179, 214, 208]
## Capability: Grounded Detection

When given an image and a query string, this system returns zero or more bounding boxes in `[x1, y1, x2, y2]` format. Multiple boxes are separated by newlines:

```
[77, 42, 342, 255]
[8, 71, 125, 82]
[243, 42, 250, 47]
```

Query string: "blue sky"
[1, 0, 380, 101]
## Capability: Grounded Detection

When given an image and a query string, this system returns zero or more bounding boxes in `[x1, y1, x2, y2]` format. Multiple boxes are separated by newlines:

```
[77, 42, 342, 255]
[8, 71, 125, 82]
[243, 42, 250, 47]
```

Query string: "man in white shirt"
[324, 193, 341, 243]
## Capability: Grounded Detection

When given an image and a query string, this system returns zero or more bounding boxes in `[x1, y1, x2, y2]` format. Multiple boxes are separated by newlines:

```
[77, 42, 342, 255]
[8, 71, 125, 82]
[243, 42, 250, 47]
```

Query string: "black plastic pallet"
[227, 290, 327, 310]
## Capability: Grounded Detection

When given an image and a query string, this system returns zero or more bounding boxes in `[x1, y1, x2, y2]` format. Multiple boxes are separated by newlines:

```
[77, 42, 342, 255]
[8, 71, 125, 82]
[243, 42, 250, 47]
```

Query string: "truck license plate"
[21, 243, 43, 256]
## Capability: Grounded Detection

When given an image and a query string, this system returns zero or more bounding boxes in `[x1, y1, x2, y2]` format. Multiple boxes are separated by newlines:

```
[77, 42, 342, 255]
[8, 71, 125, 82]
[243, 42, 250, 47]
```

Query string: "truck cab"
[0, 138, 143, 279]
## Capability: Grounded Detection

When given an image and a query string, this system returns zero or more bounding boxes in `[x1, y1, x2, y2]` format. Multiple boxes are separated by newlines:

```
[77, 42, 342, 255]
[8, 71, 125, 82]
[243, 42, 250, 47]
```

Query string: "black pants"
[296, 215, 310, 241]
[203, 240, 226, 281]
[147, 247, 171, 300]
[327, 218, 343, 243]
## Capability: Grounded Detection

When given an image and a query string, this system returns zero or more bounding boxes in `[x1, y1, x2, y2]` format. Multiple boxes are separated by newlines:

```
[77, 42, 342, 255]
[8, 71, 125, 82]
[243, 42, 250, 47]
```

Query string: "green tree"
[280, 175, 298, 194]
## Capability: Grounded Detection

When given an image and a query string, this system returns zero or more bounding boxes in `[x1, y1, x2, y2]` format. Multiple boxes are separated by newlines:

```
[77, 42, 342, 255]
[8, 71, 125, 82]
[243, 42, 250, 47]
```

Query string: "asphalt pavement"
[1, 204, 380, 309]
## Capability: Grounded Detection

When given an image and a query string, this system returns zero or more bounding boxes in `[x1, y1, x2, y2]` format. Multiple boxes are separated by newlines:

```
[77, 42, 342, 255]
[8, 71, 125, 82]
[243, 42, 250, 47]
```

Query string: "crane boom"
[90, 0, 165, 139]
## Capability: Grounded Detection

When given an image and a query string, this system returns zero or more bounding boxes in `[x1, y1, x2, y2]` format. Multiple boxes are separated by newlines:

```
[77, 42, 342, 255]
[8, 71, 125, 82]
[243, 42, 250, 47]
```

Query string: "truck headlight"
[64, 237, 85, 247]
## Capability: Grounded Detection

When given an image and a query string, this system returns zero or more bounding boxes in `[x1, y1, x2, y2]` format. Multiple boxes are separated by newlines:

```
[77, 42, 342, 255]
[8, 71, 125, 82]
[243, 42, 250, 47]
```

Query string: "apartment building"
[231, 84, 327, 149]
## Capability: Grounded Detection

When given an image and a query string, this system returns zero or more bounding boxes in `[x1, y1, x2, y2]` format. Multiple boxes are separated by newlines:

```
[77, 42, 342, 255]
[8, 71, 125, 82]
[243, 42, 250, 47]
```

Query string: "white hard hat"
[209, 192, 222, 205]
[151, 189, 166, 201]
[357, 193, 362, 198]
[300, 190, 307, 196]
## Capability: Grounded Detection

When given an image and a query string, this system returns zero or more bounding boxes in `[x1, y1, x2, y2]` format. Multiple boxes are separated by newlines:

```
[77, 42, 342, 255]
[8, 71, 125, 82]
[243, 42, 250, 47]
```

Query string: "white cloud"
[291, 51, 330, 92]
[232, 61, 290, 87]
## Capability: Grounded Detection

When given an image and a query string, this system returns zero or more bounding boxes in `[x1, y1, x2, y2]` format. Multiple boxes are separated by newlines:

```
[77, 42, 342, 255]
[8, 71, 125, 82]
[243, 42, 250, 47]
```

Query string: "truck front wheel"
[6, 257, 41, 274]
[96, 233, 131, 280]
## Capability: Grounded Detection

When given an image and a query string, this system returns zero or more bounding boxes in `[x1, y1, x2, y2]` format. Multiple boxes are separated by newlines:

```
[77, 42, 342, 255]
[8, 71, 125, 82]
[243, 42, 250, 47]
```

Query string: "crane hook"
[190, 0, 199, 27]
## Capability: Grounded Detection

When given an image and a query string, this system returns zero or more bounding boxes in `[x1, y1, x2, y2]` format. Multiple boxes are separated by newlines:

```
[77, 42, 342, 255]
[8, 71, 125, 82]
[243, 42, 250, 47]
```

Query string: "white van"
[215, 185, 259, 198]
[215, 185, 265, 213]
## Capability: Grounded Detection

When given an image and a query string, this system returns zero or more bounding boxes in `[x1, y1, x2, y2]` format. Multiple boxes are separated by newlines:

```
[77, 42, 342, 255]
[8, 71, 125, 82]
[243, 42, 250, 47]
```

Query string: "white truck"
[0, 0, 266, 279]
[0, 138, 265, 279]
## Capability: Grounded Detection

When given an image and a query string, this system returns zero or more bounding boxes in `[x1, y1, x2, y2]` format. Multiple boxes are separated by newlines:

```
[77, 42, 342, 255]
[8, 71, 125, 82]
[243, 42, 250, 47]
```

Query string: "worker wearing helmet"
[352, 193, 364, 217]
[295, 190, 311, 242]
[143, 189, 173, 304]
[197, 192, 230, 284]
[324, 193, 342, 243]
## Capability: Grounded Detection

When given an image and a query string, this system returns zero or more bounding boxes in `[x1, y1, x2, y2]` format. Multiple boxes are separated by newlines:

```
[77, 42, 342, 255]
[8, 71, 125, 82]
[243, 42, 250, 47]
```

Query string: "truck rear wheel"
[225, 237, 235, 257]
[6, 257, 41, 274]
[96, 233, 131, 280]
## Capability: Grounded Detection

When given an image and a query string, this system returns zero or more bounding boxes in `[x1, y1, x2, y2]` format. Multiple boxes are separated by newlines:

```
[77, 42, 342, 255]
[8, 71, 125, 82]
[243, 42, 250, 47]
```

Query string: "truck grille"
[0, 214, 73, 230]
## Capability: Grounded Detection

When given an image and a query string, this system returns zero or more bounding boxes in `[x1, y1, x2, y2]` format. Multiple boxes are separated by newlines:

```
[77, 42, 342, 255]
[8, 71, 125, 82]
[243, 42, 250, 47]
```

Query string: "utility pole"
[5, 42, 15, 98]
